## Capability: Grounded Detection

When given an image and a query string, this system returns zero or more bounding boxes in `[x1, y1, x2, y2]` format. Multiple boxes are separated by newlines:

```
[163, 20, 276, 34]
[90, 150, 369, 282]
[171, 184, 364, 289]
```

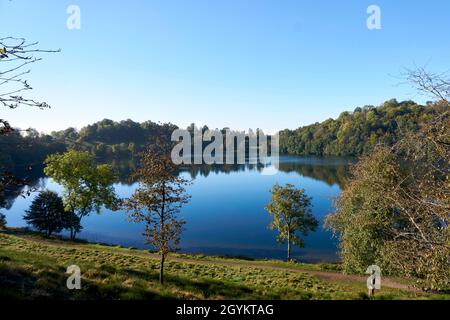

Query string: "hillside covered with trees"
[0, 129, 66, 171]
[0, 120, 177, 173]
[279, 99, 445, 156]
[52, 119, 178, 160]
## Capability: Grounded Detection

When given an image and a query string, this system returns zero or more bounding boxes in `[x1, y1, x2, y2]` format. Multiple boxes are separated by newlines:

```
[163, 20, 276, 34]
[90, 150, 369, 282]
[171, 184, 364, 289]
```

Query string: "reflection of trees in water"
[181, 163, 267, 179]
[277, 162, 349, 188]
[113, 160, 350, 188]
[1, 165, 46, 210]
[108, 159, 138, 183]
[108, 159, 270, 183]
[1, 157, 352, 207]
[181, 162, 349, 188]
[98, 155, 353, 188]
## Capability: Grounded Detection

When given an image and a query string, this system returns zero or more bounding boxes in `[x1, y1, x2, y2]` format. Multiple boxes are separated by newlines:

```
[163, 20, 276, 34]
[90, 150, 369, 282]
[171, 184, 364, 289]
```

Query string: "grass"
[0, 229, 448, 300]
[177, 252, 344, 272]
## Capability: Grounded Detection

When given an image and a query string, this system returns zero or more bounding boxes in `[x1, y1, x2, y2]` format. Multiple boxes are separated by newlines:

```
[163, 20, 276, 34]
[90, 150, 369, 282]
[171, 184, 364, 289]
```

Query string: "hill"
[279, 99, 445, 156]
[51, 119, 178, 159]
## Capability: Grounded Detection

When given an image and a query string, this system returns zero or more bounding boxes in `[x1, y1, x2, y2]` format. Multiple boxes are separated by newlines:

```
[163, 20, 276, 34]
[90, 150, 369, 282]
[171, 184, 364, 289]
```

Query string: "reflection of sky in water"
[4, 157, 346, 262]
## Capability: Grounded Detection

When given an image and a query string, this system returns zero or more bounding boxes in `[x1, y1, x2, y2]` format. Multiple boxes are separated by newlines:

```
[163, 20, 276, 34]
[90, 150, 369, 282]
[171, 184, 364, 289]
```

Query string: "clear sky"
[1, 0, 449, 133]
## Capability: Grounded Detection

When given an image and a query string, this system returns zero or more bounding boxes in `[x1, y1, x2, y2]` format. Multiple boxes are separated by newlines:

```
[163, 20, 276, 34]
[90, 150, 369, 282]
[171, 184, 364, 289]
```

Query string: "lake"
[2, 156, 351, 262]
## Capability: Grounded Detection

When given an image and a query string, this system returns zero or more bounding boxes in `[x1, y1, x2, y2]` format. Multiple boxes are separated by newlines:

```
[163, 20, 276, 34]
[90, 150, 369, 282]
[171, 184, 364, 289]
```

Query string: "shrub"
[24, 190, 66, 237]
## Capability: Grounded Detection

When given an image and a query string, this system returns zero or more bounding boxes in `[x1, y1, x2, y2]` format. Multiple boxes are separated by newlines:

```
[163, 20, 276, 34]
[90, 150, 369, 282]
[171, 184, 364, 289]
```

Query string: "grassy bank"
[0, 229, 447, 300]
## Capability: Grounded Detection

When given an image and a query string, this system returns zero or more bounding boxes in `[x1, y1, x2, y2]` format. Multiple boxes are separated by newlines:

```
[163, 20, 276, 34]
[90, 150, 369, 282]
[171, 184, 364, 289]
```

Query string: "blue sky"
[1, 0, 449, 133]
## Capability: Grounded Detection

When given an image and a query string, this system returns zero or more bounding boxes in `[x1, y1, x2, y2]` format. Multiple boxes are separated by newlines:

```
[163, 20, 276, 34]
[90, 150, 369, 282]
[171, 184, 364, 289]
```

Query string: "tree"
[24, 190, 66, 237]
[265, 184, 318, 261]
[63, 211, 83, 240]
[0, 213, 6, 230]
[44, 150, 118, 239]
[326, 68, 450, 290]
[326, 120, 450, 289]
[123, 139, 190, 285]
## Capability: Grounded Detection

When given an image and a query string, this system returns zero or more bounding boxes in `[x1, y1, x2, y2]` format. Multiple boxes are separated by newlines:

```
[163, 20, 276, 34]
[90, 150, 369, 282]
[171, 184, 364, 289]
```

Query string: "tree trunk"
[159, 184, 166, 285]
[287, 231, 291, 261]
[159, 253, 165, 285]
[70, 213, 81, 240]
[70, 228, 77, 240]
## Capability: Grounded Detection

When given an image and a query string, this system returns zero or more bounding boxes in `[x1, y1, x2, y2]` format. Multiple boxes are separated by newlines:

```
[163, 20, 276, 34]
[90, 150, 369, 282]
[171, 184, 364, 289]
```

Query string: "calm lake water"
[2, 156, 351, 262]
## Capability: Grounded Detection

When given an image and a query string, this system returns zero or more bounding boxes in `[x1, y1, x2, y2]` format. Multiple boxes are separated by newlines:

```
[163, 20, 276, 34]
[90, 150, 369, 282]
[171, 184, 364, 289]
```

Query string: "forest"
[279, 99, 444, 156]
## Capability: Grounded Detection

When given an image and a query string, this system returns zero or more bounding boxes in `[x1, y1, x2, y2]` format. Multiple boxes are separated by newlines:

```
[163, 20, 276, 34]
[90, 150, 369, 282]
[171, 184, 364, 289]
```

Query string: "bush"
[24, 190, 66, 237]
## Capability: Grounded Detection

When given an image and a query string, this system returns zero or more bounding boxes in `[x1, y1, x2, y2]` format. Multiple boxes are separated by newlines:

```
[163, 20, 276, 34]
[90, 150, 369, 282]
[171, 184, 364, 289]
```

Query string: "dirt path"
[164, 255, 420, 293]
[15, 232, 421, 293]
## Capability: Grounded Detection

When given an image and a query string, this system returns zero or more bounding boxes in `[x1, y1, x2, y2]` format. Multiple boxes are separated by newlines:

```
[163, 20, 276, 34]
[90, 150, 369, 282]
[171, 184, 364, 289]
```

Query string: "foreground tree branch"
[403, 66, 450, 107]
[0, 36, 60, 133]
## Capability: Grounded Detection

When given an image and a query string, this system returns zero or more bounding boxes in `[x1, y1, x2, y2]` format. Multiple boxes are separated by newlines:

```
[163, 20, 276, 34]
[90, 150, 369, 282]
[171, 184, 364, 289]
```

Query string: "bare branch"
[0, 36, 59, 132]
[402, 66, 450, 106]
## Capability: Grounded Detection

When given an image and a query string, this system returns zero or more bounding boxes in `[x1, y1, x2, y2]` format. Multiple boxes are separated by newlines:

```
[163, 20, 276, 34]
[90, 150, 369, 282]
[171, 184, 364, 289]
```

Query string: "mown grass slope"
[0, 230, 447, 300]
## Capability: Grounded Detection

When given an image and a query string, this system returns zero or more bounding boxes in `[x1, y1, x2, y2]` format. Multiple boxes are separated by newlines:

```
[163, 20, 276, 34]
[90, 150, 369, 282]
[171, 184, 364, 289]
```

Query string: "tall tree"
[326, 68, 450, 290]
[265, 184, 318, 261]
[123, 139, 190, 285]
[44, 150, 118, 239]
